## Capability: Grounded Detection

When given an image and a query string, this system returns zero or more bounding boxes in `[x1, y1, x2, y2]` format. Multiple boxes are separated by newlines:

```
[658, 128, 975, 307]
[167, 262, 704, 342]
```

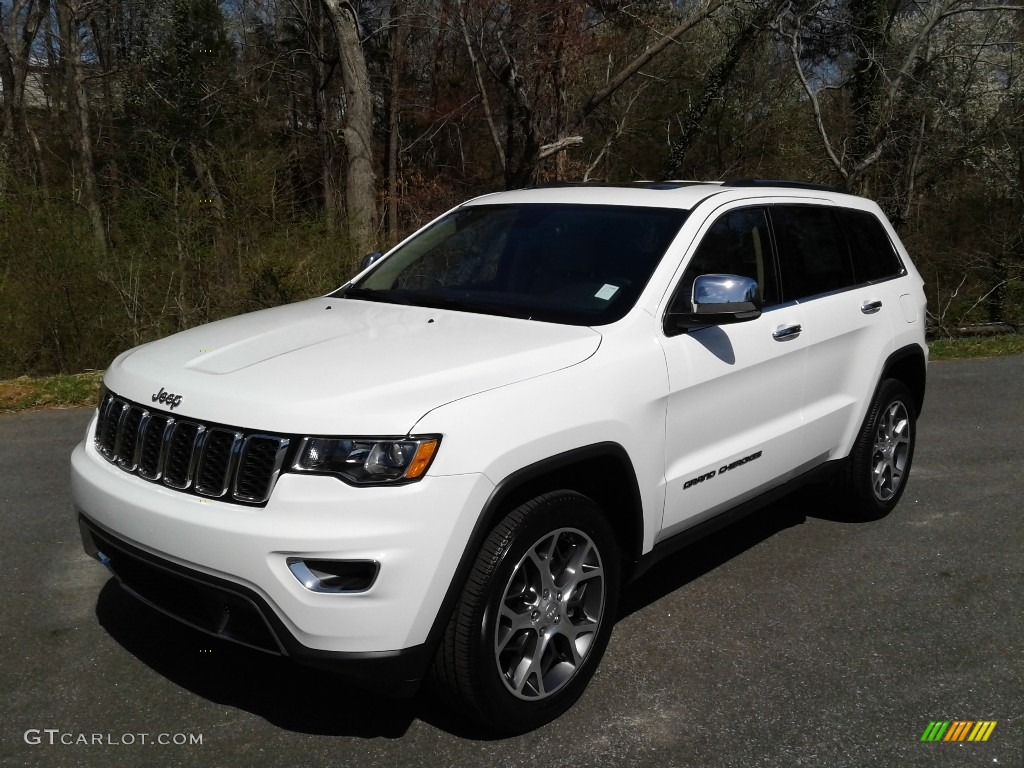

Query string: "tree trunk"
[0, 37, 17, 142]
[0, 0, 48, 159]
[89, 9, 119, 197]
[0, 0, 17, 141]
[321, 0, 377, 254]
[311, 0, 339, 230]
[665, 0, 782, 176]
[386, 0, 408, 242]
[58, 0, 106, 253]
[847, 0, 888, 190]
[456, 0, 505, 174]
[190, 144, 225, 221]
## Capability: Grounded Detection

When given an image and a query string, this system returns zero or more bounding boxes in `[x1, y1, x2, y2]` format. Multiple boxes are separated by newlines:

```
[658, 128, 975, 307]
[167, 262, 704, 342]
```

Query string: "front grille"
[95, 391, 289, 505]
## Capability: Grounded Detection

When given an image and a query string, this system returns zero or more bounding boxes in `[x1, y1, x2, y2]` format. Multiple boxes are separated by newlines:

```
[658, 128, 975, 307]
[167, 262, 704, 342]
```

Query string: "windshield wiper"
[336, 287, 412, 305]
[338, 286, 535, 320]
[411, 292, 537, 319]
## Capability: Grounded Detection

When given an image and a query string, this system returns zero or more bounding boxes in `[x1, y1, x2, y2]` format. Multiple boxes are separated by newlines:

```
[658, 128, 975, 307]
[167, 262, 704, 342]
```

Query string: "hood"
[104, 297, 602, 434]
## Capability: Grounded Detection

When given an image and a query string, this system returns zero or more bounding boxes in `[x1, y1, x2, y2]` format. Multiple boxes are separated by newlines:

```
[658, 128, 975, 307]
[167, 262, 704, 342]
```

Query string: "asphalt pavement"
[1, 356, 1021, 767]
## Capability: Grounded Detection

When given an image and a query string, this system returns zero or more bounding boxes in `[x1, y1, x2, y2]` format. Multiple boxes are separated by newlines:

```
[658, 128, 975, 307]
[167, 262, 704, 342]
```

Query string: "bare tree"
[571, 0, 728, 132]
[320, 0, 377, 252]
[665, 0, 787, 176]
[0, 0, 49, 182]
[386, 0, 409, 242]
[57, 0, 106, 252]
[454, 0, 729, 188]
[783, 0, 1024, 194]
[307, 0, 340, 230]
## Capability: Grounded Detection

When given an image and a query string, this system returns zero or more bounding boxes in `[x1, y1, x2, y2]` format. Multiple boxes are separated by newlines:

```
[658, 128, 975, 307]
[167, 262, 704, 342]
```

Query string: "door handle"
[772, 324, 802, 341]
[861, 300, 883, 314]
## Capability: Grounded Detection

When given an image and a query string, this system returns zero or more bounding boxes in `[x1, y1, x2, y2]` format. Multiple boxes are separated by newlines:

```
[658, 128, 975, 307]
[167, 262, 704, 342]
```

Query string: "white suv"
[71, 180, 926, 733]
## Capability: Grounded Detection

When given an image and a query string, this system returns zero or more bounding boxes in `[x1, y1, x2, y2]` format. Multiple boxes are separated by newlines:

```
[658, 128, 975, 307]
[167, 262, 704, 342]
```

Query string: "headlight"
[291, 436, 440, 485]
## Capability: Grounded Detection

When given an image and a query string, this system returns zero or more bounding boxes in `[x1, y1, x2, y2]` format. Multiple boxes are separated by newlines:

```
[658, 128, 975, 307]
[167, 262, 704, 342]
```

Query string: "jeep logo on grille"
[152, 387, 184, 410]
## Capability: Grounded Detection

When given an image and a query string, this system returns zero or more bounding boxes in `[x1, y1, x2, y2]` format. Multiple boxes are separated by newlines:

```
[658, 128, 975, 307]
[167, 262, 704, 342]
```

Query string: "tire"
[433, 490, 621, 735]
[841, 378, 917, 519]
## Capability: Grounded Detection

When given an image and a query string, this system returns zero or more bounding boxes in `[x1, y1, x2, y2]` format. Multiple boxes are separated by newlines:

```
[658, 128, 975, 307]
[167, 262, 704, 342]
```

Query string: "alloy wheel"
[871, 399, 911, 501]
[493, 527, 606, 700]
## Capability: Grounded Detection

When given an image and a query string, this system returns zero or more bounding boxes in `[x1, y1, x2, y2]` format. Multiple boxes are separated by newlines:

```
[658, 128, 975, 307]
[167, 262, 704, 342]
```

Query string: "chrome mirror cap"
[665, 273, 762, 335]
[692, 274, 761, 311]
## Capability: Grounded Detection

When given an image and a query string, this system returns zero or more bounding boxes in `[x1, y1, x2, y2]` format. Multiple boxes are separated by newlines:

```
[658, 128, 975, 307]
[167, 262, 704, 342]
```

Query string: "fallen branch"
[538, 136, 583, 161]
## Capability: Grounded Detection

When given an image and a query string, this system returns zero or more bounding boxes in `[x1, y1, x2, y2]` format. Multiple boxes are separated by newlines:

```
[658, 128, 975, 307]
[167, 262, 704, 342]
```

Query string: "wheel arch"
[482, 444, 644, 567]
[880, 343, 927, 416]
[421, 443, 644, 663]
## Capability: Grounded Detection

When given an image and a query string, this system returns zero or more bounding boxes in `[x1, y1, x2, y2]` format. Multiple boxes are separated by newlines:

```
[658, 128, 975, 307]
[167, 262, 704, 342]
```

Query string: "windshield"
[336, 203, 689, 325]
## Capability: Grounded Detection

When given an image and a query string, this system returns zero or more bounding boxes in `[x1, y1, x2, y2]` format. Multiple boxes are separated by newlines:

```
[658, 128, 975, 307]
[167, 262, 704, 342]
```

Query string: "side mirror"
[666, 274, 762, 333]
[360, 252, 383, 270]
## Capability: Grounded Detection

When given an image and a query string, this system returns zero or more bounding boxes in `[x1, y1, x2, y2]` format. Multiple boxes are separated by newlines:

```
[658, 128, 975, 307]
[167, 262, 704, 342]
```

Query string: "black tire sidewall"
[848, 379, 917, 518]
[471, 492, 621, 732]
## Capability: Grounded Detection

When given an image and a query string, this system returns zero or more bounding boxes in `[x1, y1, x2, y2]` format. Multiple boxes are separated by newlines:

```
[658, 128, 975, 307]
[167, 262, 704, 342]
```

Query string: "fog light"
[287, 558, 379, 593]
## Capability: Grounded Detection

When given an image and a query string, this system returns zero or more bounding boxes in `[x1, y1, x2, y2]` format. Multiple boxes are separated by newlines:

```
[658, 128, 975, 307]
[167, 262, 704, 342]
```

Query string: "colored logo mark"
[920, 721, 997, 742]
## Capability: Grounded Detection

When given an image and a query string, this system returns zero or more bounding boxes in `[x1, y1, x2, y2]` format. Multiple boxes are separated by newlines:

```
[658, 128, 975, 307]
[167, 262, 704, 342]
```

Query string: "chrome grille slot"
[234, 435, 289, 503]
[195, 429, 242, 498]
[138, 414, 172, 480]
[91, 391, 288, 506]
[116, 406, 146, 471]
[96, 393, 120, 459]
[163, 421, 205, 489]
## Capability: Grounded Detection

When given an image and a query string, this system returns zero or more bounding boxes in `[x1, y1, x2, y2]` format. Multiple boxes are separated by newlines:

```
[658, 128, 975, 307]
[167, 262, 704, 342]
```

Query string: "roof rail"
[722, 178, 845, 193]
[525, 180, 710, 191]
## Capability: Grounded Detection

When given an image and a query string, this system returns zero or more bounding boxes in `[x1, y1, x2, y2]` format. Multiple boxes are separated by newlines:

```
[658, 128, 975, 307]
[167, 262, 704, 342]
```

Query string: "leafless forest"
[0, 0, 1021, 376]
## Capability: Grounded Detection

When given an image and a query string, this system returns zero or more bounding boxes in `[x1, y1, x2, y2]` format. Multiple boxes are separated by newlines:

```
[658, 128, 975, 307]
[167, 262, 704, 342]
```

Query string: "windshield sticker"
[595, 284, 620, 300]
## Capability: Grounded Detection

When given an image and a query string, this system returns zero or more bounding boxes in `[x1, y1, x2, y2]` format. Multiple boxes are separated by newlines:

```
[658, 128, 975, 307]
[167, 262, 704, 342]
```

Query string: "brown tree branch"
[455, 0, 505, 171]
[570, 0, 728, 133]
[787, 15, 849, 181]
[537, 135, 583, 161]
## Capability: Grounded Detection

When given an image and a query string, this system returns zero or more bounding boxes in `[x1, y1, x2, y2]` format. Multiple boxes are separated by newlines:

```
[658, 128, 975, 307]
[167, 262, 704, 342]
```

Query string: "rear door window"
[772, 205, 855, 302]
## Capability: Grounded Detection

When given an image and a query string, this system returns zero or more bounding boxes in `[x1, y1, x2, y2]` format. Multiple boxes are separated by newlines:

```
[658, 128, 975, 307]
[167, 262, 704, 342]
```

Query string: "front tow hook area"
[96, 550, 114, 572]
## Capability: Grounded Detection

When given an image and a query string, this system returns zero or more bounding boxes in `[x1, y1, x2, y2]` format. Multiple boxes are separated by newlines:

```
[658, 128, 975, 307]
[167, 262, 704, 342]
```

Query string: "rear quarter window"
[840, 208, 905, 283]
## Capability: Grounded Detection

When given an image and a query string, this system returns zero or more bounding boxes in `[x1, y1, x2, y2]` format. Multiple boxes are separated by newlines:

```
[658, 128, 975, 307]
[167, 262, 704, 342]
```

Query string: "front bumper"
[71, 424, 494, 688]
[78, 514, 431, 695]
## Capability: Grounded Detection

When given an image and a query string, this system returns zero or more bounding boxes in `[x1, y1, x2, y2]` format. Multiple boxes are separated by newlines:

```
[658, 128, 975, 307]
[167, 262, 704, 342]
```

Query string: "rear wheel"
[841, 378, 917, 518]
[433, 490, 620, 734]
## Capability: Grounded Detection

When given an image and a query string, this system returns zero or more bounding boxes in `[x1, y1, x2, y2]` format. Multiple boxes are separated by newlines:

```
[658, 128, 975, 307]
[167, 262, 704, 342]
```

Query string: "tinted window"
[840, 208, 904, 282]
[772, 206, 855, 301]
[342, 204, 689, 325]
[674, 207, 778, 311]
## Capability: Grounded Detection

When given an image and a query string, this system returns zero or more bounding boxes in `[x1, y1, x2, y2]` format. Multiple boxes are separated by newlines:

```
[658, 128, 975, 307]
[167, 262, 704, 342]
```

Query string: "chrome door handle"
[772, 324, 802, 340]
[861, 300, 883, 314]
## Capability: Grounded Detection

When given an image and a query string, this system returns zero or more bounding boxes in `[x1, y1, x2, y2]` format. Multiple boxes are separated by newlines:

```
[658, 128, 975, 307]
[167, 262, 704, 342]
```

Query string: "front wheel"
[841, 378, 917, 518]
[432, 490, 620, 734]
